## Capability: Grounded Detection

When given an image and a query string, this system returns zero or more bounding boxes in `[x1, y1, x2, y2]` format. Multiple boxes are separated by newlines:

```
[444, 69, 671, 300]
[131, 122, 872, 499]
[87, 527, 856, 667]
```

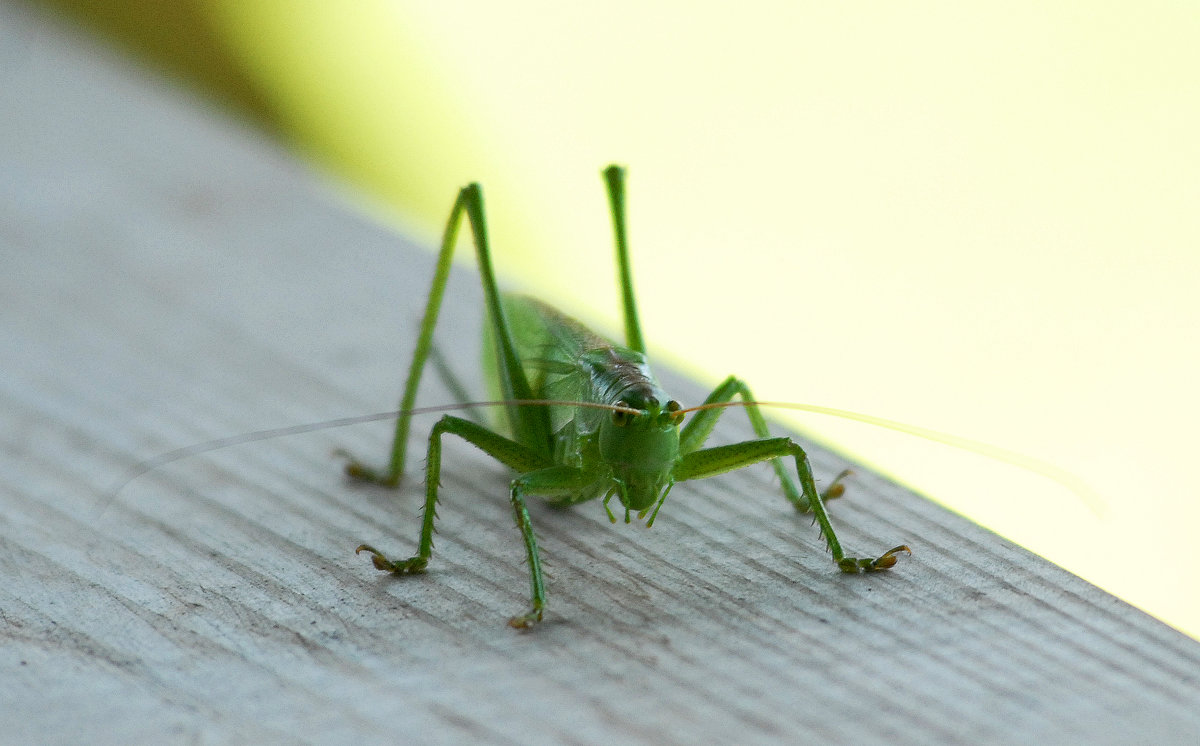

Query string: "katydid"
[343, 165, 910, 628]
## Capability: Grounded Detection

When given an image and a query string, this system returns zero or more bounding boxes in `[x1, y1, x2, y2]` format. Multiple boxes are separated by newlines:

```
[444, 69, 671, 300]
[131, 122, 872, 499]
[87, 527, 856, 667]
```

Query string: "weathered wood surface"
[2, 6, 1198, 744]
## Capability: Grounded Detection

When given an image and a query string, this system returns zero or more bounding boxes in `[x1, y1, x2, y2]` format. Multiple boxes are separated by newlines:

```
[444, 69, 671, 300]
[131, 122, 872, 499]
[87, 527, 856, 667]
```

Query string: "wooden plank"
[2, 5, 1198, 743]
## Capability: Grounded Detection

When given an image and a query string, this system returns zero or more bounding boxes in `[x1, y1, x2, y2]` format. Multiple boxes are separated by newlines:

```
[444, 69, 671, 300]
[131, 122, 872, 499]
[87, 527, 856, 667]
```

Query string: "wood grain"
[2, 5, 1198, 743]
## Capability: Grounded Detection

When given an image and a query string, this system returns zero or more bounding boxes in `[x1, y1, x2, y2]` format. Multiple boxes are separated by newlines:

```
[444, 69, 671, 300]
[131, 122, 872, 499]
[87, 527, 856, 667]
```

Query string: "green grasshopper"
[343, 165, 910, 628]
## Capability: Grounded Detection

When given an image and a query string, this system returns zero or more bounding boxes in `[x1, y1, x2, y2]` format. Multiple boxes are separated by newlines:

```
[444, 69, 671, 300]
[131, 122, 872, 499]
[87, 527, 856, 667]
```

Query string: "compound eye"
[666, 399, 684, 424]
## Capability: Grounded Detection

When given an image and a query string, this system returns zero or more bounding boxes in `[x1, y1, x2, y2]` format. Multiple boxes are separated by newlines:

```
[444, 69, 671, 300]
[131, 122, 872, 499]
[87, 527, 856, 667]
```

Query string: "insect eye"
[666, 399, 684, 425]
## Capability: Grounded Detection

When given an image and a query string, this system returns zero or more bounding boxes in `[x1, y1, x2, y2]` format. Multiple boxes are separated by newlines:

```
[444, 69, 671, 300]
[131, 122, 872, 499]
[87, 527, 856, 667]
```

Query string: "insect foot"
[334, 449, 402, 488]
[508, 607, 544, 629]
[355, 544, 428, 574]
[819, 468, 853, 504]
[788, 468, 853, 513]
[836, 545, 912, 573]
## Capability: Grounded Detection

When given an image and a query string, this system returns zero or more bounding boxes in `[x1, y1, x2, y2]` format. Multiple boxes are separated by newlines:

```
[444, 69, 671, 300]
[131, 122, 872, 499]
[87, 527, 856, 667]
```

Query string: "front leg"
[675, 437, 910, 572]
[680, 375, 847, 512]
[355, 415, 549, 598]
[504, 465, 608, 628]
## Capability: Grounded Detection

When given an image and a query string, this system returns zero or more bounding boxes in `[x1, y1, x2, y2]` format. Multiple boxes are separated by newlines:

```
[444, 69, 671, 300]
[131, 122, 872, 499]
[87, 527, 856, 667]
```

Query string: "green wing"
[483, 295, 612, 460]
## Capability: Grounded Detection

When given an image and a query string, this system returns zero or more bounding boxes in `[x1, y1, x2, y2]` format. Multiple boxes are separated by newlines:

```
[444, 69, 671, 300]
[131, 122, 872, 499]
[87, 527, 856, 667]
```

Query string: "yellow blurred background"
[42, 1, 1200, 639]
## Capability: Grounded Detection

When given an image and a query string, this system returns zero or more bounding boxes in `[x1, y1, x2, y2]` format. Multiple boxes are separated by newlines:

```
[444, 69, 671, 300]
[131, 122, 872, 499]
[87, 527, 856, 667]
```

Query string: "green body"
[345, 166, 909, 628]
[491, 295, 681, 515]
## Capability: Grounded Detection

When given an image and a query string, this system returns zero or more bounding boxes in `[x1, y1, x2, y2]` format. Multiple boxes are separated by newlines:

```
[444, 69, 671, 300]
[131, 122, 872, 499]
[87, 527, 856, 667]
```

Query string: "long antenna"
[105, 399, 639, 502]
[107, 397, 1103, 517]
[680, 400, 1105, 515]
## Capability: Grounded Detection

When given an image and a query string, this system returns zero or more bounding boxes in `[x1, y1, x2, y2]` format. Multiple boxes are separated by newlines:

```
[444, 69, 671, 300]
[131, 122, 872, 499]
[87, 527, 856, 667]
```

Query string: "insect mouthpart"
[602, 478, 675, 527]
[336, 164, 911, 628]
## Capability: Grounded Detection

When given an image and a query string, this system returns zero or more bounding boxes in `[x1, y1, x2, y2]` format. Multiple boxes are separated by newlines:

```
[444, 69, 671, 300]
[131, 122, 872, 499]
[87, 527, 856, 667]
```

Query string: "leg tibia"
[603, 165, 646, 355]
[338, 187, 477, 487]
[504, 465, 601, 628]
[675, 437, 908, 572]
[507, 485, 546, 629]
[680, 375, 830, 510]
[341, 181, 547, 486]
[355, 415, 548, 584]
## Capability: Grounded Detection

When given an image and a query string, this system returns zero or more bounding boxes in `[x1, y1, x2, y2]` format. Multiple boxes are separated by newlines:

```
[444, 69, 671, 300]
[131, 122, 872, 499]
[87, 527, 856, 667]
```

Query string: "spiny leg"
[504, 464, 607, 628]
[506, 483, 546, 628]
[675, 437, 910, 571]
[680, 375, 848, 512]
[357, 414, 550, 580]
